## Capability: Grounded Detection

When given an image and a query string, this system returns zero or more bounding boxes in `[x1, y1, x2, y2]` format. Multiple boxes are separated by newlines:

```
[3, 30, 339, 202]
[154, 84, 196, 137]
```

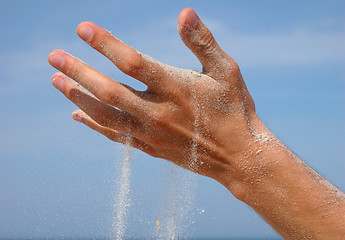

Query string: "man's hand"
[48, 8, 345, 239]
[48, 8, 261, 186]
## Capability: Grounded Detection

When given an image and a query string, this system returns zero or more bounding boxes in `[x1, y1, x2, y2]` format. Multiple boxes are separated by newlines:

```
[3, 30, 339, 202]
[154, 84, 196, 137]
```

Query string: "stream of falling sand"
[101, 28, 210, 238]
[156, 166, 196, 240]
[155, 87, 200, 240]
[111, 143, 132, 240]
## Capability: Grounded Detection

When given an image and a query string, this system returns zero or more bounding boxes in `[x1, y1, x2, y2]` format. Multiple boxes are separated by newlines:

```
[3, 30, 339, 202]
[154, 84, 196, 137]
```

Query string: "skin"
[48, 8, 345, 239]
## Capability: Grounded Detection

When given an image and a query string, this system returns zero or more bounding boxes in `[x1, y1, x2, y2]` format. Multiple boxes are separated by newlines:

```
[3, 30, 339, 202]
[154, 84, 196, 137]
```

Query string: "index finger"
[77, 21, 174, 94]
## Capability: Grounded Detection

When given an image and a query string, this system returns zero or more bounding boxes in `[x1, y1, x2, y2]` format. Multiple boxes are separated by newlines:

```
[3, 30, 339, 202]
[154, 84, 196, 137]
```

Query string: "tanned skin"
[48, 8, 345, 239]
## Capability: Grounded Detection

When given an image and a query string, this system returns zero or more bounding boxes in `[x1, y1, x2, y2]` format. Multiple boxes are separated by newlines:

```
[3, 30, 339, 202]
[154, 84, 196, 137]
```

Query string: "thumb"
[178, 8, 230, 75]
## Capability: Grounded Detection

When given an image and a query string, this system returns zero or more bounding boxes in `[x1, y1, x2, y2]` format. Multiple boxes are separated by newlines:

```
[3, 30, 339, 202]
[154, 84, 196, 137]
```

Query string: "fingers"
[76, 21, 171, 92]
[48, 50, 148, 117]
[51, 72, 143, 134]
[72, 109, 156, 155]
[177, 8, 234, 76]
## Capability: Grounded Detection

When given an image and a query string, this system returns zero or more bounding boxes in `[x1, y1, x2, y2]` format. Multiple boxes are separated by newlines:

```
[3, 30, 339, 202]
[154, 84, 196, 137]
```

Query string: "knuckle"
[68, 88, 79, 101]
[199, 30, 216, 51]
[98, 86, 120, 105]
[122, 53, 143, 75]
[152, 109, 170, 127]
[221, 57, 240, 79]
[64, 53, 81, 76]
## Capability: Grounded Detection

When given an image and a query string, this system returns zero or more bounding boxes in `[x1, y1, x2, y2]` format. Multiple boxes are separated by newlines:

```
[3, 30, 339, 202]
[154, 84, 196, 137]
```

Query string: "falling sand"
[104, 21, 228, 239]
[154, 76, 201, 240]
[111, 142, 132, 240]
[155, 166, 197, 240]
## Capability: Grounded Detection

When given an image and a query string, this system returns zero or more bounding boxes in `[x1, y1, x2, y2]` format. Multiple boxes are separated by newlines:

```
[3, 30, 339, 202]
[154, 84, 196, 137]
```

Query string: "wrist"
[216, 124, 345, 239]
[215, 118, 288, 202]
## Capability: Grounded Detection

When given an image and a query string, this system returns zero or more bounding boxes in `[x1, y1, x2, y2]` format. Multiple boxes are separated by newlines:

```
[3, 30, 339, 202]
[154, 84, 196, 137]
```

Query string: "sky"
[0, 0, 344, 239]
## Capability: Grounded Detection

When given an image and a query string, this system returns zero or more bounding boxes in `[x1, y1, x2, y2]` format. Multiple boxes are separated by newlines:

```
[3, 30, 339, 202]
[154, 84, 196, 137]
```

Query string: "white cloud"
[129, 16, 345, 68]
[220, 29, 345, 67]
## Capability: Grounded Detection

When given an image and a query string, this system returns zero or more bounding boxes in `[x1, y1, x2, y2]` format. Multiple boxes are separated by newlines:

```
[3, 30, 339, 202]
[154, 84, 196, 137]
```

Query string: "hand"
[48, 8, 265, 193]
[49, 8, 345, 239]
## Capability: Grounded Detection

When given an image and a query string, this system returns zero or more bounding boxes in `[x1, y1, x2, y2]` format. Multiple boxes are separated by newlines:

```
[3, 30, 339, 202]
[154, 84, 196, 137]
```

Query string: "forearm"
[220, 120, 345, 239]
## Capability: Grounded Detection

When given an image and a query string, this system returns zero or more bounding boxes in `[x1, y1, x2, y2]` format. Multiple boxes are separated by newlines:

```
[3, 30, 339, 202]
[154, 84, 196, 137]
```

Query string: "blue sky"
[0, 0, 344, 239]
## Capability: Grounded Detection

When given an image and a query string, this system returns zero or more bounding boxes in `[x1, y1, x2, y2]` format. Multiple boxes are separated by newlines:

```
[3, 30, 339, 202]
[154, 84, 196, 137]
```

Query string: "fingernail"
[52, 75, 64, 91]
[78, 23, 94, 42]
[49, 52, 65, 69]
[186, 9, 199, 28]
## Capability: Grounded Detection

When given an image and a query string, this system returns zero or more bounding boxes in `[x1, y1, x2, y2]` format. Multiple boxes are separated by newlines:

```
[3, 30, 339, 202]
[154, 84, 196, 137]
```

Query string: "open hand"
[48, 8, 261, 186]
